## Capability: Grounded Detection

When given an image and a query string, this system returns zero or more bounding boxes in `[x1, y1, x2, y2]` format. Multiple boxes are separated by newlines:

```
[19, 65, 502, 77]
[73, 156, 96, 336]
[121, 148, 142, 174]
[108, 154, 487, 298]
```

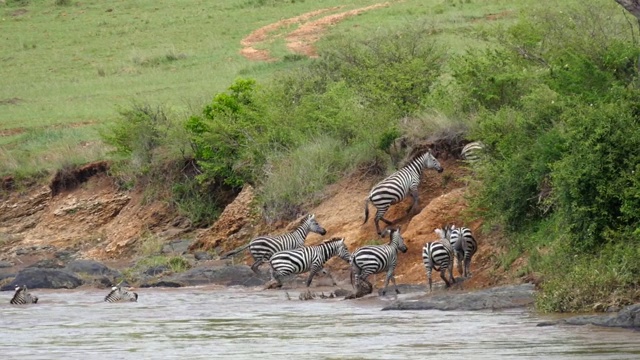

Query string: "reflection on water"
[1, 286, 639, 359]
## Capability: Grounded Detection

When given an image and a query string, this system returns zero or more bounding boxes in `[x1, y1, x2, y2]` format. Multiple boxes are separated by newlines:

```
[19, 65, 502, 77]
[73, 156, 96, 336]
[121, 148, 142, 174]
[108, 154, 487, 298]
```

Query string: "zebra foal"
[221, 214, 327, 274]
[104, 285, 138, 302]
[363, 150, 443, 235]
[350, 228, 408, 296]
[10, 285, 38, 305]
[268, 237, 351, 288]
[423, 225, 455, 292]
[450, 225, 477, 278]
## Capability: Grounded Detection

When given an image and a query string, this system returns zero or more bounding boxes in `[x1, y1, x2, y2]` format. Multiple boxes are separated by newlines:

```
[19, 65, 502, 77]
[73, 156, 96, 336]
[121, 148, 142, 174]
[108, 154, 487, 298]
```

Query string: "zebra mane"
[400, 147, 433, 168]
[322, 237, 344, 244]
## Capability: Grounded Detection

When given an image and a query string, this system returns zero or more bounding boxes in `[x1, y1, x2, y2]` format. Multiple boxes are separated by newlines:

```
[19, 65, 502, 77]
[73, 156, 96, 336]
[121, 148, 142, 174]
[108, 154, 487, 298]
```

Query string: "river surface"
[1, 286, 639, 359]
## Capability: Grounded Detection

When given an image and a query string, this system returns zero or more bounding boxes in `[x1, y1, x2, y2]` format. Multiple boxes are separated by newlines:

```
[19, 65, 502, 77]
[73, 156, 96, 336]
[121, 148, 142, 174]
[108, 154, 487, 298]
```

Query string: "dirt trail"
[240, 2, 393, 61]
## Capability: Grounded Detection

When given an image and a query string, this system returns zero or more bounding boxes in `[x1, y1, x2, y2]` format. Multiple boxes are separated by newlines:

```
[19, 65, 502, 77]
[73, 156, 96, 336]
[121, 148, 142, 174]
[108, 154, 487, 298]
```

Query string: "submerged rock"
[543, 304, 640, 330]
[381, 284, 536, 311]
[145, 265, 268, 288]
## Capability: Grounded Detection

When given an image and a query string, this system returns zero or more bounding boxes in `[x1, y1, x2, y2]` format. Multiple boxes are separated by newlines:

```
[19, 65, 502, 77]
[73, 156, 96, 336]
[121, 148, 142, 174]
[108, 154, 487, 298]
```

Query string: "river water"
[1, 286, 639, 359]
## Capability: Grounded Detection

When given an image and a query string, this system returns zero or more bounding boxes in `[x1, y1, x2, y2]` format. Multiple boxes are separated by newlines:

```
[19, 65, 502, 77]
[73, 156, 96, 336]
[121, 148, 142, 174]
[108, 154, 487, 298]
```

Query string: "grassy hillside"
[1, 0, 521, 177]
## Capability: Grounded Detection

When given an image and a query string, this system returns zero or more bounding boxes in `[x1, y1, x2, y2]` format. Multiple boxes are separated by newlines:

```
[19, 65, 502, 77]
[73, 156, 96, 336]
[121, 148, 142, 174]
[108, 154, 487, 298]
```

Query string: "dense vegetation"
[3, 0, 638, 312]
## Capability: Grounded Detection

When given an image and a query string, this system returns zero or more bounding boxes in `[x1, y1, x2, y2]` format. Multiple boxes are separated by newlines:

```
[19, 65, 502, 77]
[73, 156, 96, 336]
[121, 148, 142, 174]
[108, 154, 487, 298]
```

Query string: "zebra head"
[385, 228, 408, 253]
[304, 214, 327, 236]
[424, 151, 444, 173]
[334, 237, 351, 262]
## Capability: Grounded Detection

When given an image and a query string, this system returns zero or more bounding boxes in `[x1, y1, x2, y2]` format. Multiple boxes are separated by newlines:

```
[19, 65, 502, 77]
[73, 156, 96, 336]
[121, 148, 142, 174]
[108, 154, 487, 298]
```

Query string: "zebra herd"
[220, 149, 478, 297]
[8, 284, 138, 305]
[8, 148, 479, 304]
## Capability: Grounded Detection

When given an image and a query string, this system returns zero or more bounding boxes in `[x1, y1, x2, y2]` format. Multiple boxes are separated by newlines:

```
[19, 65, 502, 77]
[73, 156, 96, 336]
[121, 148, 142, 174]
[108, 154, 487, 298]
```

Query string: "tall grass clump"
[444, 1, 640, 311]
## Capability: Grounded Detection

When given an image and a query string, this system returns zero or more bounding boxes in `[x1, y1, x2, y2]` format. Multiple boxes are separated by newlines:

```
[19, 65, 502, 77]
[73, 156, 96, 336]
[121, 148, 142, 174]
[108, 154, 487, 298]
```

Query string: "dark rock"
[15, 248, 29, 256]
[143, 265, 169, 276]
[333, 288, 352, 297]
[65, 260, 120, 277]
[0, 261, 13, 268]
[162, 239, 192, 255]
[163, 265, 268, 287]
[27, 259, 65, 269]
[562, 304, 640, 330]
[377, 284, 425, 296]
[54, 250, 74, 261]
[381, 284, 536, 311]
[536, 321, 560, 327]
[0, 273, 15, 281]
[140, 280, 183, 288]
[194, 251, 213, 261]
[0, 268, 83, 290]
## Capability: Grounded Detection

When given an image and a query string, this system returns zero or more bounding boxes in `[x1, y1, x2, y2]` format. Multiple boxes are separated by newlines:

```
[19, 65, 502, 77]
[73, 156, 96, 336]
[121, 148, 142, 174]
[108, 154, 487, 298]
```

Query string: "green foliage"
[552, 100, 640, 250]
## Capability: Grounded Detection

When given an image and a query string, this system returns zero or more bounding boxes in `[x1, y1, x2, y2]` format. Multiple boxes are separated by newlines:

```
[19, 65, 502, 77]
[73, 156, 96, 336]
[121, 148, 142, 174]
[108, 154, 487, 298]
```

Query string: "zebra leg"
[465, 255, 472, 278]
[440, 268, 451, 288]
[305, 266, 322, 287]
[391, 274, 400, 294]
[448, 264, 455, 286]
[456, 252, 464, 277]
[407, 188, 419, 214]
[381, 268, 396, 296]
[250, 259, 263, 275]
[427, 267, 433, 292]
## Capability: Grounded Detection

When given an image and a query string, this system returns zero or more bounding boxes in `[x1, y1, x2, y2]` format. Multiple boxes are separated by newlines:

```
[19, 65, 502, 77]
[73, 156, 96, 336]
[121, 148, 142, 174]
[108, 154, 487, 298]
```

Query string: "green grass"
[0, 0, 572, 177]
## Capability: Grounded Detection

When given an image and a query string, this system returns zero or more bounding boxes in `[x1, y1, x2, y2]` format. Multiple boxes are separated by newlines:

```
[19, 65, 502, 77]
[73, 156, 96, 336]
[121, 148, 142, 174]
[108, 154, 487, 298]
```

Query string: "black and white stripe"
[450, 225, 477, 278]
[221, 214, 327, 274]
[104, 286, 138, 302]
[422, 226, 455, 291]
[350, 228, 408, 296]
[10, 285, 38, 305]
[461, 141, 485, 162]
[269, 237, 351, 288]
[363, 150, 443, 235]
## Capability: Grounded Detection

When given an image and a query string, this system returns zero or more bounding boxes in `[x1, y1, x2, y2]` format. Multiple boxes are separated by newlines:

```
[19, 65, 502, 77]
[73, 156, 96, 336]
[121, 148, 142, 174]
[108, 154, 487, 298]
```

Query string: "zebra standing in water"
[221, 214, 327, 274]
[104, 285, 138, 302]
[422, 225, 455, 292]
[363, 150, 443, 235]
[461, 141, 485, 163]
[268, 237, 351, 288]
[10, 285, 38, 304]
[350, 227, 408, 296]
[450, 225, 478, 278]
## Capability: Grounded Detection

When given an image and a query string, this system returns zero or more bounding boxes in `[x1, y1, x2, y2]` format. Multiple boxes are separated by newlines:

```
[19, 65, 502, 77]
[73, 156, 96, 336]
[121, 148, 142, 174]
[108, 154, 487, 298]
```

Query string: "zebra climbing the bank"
[363, 150, 443, 235]
[350, 227, 408, 296]
[104, 285, 138, 302]
[221, 214, 327, 274]
[450, 225, 477, 278]
[461, 141, 485, 163]
[10, 285, 38, 305]
[268, 237, 351, 289]
[423, 225, 455, 292]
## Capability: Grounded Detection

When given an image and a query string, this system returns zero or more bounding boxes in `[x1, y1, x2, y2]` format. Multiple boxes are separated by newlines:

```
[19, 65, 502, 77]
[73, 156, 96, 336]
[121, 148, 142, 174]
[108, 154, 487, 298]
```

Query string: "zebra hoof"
[395, 289, 401, 294]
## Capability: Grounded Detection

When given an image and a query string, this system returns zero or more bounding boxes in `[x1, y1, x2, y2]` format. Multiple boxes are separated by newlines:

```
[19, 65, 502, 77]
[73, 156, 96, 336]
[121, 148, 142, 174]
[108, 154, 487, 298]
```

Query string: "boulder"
[0, 268, 83, 290]
[551, 304, 640, 330]
[65, 259, 120, 277]
[381, 284, 536, 311]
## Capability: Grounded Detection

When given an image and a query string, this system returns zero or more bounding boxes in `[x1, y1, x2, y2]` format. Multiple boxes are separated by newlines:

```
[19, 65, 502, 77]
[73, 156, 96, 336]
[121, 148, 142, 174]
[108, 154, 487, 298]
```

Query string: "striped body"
[363, 151, 443, 235]
[221, 214, 327, 274]
[450, 226, 477, 277]
[461, 141, 485, 162]
[104, 286, 138, 303]
[350, 228, 408, 296]
[269, 237, 351, 288]
[10, 286, 38, 305]
[423, 226, 455, 291]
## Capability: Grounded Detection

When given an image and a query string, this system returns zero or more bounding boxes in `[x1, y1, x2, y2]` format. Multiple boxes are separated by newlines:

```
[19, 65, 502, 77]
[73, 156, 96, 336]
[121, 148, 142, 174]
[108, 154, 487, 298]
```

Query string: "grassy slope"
[0, 0, 542, 176]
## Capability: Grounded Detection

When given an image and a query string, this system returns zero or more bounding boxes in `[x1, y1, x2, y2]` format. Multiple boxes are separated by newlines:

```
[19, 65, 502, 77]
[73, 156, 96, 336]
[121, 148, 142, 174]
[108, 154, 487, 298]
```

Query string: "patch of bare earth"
[0, 120, 98, 137]
[286, 2, 391, 58]
[240, 2, 393, 61]
[240, 7, 342, 61]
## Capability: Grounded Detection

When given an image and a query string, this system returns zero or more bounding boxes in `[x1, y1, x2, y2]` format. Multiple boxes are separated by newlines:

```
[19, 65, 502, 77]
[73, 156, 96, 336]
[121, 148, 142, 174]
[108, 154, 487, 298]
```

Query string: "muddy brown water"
[1, 286, 639, 359]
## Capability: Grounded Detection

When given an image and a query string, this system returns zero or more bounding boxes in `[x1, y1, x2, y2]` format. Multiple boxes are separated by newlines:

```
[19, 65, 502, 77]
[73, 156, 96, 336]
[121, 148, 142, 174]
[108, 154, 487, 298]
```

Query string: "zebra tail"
[363, 197, 370, 225]
[220, 242, 251, 259]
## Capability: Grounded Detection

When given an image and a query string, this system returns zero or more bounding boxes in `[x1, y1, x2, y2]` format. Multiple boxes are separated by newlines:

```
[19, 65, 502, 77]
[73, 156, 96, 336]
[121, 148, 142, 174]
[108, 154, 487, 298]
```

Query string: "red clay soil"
[240, 2, 393, 61]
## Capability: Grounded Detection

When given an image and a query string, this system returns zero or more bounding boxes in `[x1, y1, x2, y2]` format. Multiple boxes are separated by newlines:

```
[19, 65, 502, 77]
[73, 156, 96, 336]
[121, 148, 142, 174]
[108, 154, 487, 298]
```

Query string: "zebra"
[10, 285, 38, 305]
[350, 227, 408, 296]
[221, 214, 327, 274]
[461, 141, 485, 162]
[363, 150, 443, 235]
[268, 237, 351, 288]
[104, 285, 138, 302]
[450, 225, 478, 278]
[422, 225, 455, 292]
